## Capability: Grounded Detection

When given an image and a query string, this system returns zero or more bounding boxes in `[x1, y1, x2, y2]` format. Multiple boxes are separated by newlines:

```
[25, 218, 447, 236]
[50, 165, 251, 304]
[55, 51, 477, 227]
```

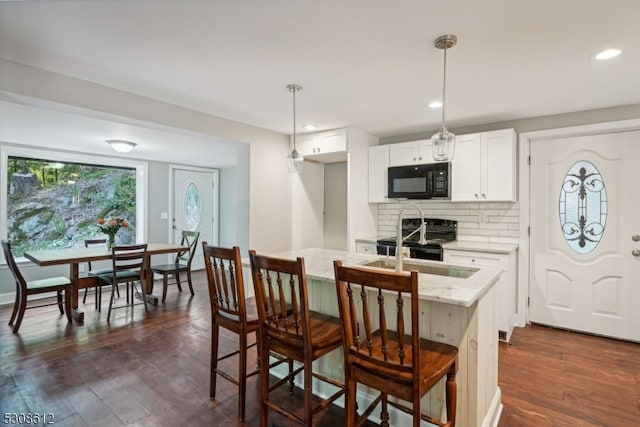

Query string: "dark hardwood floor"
[1, 270, 639, 426]
[498, 322, 640, 426]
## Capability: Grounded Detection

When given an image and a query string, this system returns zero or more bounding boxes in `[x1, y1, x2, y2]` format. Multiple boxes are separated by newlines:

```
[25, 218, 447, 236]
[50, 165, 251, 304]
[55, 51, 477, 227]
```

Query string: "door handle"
[632, 234, 640, 242]
[632, 249, 640, 257]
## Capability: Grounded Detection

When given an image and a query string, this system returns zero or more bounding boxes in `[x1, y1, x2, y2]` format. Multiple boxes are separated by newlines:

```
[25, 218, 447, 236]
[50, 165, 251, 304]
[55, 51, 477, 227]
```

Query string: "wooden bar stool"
[333, 260, 458, 427]
[203, 243, 259, 420]
[249, 250, 345, 426]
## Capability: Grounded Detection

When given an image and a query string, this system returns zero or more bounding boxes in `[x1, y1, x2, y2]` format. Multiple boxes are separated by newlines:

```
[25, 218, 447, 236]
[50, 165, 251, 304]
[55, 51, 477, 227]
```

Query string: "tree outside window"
[7, 156, 136, 256]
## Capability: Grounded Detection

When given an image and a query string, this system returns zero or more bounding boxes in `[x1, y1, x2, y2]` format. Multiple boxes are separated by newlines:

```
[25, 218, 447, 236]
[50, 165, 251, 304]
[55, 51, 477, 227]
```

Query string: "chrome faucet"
[395, 204, 427, 272]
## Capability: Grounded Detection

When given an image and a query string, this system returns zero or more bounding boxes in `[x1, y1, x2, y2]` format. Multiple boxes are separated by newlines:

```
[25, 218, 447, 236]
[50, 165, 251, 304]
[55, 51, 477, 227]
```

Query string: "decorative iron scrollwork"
[559, 160, 607, 254]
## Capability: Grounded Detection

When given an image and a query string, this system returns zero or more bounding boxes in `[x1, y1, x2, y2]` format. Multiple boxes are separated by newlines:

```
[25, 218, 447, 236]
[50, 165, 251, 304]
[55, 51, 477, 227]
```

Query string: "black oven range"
[376, 218, 457, 261]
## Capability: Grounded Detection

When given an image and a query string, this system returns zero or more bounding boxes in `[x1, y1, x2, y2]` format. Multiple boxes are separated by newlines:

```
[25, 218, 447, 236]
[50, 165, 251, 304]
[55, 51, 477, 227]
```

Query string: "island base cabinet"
[444, 248, 517, 342]
[266, 278, 501, 427]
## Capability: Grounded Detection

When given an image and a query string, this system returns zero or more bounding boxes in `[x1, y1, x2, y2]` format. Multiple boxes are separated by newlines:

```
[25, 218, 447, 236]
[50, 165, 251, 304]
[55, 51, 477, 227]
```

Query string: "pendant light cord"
[441, 44, 447, 131]
[292, 86, 297, 150]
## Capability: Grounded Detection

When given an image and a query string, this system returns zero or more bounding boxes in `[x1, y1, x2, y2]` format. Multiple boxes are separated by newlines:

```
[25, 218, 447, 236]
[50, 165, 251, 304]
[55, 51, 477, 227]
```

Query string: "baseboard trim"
[482, 387, 503, 427]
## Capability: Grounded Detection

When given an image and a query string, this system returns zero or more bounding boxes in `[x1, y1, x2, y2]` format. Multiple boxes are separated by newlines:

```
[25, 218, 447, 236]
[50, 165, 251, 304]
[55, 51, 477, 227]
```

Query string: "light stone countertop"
[442, 240, 519, 254]
[243, 248, 500, 308]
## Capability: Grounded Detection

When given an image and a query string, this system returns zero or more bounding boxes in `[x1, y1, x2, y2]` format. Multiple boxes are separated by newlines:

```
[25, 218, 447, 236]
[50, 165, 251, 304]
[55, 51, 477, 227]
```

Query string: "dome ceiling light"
[107, 139, 137, 153]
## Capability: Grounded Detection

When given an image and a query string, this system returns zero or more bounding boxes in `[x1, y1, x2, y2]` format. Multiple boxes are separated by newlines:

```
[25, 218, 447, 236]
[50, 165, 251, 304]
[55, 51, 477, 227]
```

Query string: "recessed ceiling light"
[303, 124, 317, 131]
[595, 48, 621, 60]
[428, 100, 443, 109]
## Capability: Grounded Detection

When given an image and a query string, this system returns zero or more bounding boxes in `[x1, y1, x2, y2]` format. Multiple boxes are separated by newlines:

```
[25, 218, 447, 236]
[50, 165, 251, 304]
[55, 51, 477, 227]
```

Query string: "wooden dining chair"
[203, 243, 261, 420]
[97, 244, 148, 322]
[151, 230, 200, 303]
[249, 250, 345, 426]
[82, 238, 119, 310]
[333, 260, 459, 427]
[2, 240, 72, 334]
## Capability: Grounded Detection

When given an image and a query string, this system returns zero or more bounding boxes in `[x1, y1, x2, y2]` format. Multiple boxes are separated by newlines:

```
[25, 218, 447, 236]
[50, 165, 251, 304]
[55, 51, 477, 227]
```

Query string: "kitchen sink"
[360, 259, 478, 278]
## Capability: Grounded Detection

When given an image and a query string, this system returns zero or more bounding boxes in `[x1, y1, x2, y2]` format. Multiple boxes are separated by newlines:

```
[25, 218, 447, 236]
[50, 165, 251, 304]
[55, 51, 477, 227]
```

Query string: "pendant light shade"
[286, 84, 304, 174]
[431, 34, 457, 161]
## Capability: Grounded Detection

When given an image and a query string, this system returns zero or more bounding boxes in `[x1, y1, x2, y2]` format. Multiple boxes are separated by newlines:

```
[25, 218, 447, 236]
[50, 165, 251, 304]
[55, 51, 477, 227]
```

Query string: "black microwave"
[387, 162, 450, 199]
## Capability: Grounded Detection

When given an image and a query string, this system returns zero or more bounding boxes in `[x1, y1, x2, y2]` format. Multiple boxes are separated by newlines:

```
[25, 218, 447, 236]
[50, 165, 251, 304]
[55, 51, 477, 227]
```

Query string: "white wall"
[0, 58, 290, 302]
[323, 162, 347, 251]
[291, 161, 324, 250]
[347, 127, 379, 251]
[0, 58, 291, 254]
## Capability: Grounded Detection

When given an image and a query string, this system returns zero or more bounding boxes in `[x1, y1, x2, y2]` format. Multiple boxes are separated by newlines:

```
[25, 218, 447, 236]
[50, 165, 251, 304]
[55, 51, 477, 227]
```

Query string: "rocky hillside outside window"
[6, 156, 137, 257]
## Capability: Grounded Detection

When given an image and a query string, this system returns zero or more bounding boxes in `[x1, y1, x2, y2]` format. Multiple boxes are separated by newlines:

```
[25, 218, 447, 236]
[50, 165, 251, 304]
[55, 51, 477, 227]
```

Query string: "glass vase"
[107, 235, 116, 251]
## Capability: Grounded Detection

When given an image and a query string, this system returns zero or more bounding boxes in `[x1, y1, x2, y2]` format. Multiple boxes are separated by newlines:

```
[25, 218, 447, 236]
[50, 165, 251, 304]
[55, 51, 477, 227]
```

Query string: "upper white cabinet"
[294, 128, 348, 163]
[368, 145, 389, 203]
[451, 128, 517, 202]
[389, 139, 434, 166]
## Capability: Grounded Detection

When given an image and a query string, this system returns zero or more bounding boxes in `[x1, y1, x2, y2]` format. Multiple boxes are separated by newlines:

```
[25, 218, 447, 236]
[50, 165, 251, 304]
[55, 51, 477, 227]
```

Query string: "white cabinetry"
[355, 241, 377, 254]
[368, 145, 389, 203]
[444, 247, 517, 342]
[451, 128, 517, 202]
[291, 128, 379, 253]
[389, 139, 434, 166]
[294, 128, 348, 163]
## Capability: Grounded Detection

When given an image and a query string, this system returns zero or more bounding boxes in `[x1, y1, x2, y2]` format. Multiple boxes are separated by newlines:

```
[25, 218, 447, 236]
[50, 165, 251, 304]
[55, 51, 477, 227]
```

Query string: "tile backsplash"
[377, 201, 519, 244]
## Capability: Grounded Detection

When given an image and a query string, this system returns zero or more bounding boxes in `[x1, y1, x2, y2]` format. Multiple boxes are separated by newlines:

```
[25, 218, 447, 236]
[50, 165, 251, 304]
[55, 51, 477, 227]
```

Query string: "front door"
[529, 130, 640, 342]
[172, 167, 218, 271]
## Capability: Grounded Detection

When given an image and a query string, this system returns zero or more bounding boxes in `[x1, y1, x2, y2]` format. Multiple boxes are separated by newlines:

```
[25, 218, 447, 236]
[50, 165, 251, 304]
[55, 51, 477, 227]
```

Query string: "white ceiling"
[0, 0, 639, 140]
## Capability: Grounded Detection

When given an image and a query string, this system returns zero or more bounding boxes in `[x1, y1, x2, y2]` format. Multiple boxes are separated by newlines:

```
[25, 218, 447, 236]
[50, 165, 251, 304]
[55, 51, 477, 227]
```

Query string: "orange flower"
[96, 216, 129, 237]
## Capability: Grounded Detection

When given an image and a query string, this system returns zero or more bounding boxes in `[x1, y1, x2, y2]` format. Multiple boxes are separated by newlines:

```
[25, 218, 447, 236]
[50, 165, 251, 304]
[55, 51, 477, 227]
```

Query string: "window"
[183, 182, 201, 231]
[1, 146, 147, 257]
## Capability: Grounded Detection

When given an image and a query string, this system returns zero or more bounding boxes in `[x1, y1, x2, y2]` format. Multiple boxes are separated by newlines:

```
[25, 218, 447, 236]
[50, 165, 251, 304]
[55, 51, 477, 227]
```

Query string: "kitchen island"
[243, 248, 502, 427]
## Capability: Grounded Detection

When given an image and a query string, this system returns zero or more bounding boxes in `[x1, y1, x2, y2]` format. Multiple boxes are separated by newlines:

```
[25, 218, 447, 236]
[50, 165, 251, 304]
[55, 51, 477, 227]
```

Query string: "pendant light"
[286, 84, 304, 174]
[431, 34, 458, 161]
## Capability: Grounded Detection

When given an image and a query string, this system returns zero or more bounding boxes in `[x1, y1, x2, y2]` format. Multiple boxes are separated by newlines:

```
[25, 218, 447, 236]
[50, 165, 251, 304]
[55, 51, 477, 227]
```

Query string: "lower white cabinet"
[355, 241, 377, 254]
[444, 248, 517, 342]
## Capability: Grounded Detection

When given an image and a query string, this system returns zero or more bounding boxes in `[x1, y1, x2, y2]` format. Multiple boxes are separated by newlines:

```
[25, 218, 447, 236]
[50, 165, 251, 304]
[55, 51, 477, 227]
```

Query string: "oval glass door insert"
[559, 160, 607, 254]
[184, 183, 201, 231]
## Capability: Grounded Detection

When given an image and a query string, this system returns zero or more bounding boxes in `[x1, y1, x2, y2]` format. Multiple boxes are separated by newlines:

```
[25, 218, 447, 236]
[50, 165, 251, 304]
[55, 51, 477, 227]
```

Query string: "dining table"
[23, 242, 189, 322]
